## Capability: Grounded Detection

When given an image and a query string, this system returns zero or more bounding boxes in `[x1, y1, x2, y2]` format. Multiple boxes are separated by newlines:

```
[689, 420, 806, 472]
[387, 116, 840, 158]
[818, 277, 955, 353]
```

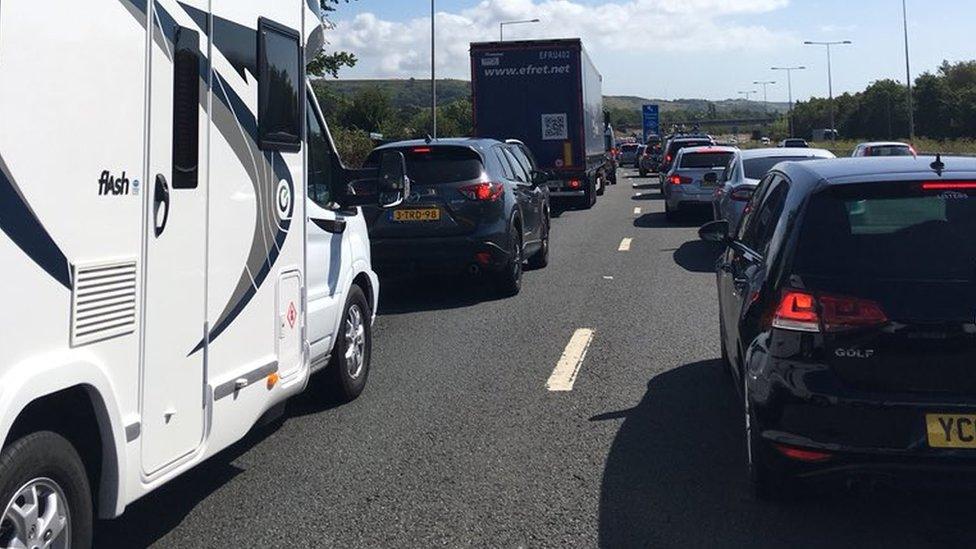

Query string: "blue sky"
[327, 0, 976, 101]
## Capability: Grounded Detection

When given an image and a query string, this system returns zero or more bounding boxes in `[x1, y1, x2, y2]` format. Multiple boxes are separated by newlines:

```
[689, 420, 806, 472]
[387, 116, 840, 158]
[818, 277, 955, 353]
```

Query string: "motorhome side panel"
[0, 0, 148, 514]
[202, 1, 309, 454]
[471, 41, 585, 172]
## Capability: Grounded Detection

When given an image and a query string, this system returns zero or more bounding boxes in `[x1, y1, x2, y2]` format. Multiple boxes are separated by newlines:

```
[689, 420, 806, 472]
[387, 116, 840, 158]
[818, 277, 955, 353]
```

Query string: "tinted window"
[509, 146, 535, 175]
[365, 147, 483, 185]
[865, 145, 913, 157]
[171, 26, 200, 189]
[306, 100, 336, 207]
[680, 152, 733, 169]
[502, 148, 529, 182]
[621, 144, 639, 152]
[743, 156, 821, 180]
[668, 140, 712, 157]
[494, 149, 516, 180]
[795, 185, 976, 280]
[258, 19, 302, 151]
[740, 176, 788, 253]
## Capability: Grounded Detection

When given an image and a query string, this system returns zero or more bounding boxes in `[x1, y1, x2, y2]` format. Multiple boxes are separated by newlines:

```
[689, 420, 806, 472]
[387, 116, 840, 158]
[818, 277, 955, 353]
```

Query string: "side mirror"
[377, 151, 410, 208]
[698, 220, 730, 243]
[703, 172, 718, 185]
[338, 151, 411, 209]
[531, 170, 550, 186]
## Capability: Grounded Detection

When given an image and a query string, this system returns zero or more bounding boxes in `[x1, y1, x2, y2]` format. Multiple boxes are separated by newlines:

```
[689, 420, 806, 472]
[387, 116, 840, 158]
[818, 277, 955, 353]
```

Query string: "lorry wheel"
[527, 215, 550, 270]
[328, 285, 372, 401]
[0, 431, 92, 549]
[494, 222, 523, 297]
[596, 176, 605, 196]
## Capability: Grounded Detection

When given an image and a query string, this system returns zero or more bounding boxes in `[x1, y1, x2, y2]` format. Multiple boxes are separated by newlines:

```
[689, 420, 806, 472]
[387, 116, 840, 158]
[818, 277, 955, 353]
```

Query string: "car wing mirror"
[698, 220, 730, 244]
[337, 151, 411, 210]
[531, 170, 550, 186]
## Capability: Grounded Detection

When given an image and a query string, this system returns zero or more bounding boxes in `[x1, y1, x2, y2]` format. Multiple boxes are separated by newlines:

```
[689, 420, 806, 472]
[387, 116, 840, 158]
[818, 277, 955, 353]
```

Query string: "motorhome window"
[172, 26, 201, 189]
[258, 19, 302, 152]
[306, 101, 336, 207]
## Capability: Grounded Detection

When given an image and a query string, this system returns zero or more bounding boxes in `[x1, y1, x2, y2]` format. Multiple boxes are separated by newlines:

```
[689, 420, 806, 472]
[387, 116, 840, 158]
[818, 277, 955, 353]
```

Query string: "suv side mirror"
[699, 220, 730, 243]
[531, 170, 550, 186]
[338, 151, 411, 209]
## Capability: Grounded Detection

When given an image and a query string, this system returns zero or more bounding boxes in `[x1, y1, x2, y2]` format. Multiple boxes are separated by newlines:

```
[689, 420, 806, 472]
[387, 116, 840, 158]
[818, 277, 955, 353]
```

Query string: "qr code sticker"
[542, 113, 568, 140]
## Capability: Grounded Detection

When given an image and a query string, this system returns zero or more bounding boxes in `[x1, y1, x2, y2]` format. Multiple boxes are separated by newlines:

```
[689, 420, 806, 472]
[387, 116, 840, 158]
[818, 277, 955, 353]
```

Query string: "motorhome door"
[141, 6, 209, 475]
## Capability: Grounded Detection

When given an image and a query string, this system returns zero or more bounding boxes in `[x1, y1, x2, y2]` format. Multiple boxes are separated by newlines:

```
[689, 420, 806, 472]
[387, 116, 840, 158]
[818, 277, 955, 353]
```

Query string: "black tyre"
[639, 169, 647, 177]
[580, 180, 596, 209]
[596, 176, 605, 196]
[494, 222, 523, 296]
[527, 214, 550, 270]
[0, 431, 92, 549]
[665, 201, 677, 222]
[328, 285, 372, 401]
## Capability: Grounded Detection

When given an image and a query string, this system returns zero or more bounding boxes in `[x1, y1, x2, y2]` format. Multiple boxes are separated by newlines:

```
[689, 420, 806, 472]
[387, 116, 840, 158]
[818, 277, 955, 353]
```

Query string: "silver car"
[712, 147, 835, 230]
[618, 143, 640, 167]
[662, 145, 738, 221]
[851, 141, 915, 157]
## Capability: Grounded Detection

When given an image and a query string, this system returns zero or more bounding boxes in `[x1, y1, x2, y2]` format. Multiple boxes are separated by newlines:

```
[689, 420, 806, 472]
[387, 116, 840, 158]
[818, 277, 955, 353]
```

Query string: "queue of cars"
[637, 135, 976, 500]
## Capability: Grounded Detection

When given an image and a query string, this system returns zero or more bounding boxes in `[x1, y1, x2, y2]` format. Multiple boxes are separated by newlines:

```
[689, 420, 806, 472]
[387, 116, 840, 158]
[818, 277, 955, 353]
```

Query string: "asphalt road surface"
[95, 168, 976, 548]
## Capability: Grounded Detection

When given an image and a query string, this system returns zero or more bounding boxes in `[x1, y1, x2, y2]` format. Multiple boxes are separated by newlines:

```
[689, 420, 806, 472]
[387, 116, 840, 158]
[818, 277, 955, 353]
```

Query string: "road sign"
[642, 104, 660, 143]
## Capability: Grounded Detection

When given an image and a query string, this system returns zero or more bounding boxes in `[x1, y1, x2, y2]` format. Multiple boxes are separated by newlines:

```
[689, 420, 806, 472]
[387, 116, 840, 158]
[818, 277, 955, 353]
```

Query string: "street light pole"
[753, 80, 776, 114]
[902, 0, 916, 142]
[499, 18, 540, 41]
[772, 66, 805, 137]
[738, 90, 757, 102]
[431, 0, 436, 138]
[804, 40, 852, 141]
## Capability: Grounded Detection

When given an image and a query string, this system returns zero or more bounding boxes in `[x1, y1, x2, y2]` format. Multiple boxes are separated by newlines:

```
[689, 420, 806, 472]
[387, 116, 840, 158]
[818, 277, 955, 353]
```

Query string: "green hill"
[315, 78, 787, 115]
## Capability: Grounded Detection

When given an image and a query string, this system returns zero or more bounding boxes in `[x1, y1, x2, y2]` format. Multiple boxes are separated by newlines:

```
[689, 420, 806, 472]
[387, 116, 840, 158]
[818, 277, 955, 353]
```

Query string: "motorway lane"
[97, 168, 976, 548]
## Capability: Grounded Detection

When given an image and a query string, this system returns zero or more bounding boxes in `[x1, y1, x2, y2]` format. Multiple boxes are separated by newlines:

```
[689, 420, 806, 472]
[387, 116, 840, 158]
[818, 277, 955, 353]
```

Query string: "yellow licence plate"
[392, 208, 440, 222]
[926, 414, 976, 448]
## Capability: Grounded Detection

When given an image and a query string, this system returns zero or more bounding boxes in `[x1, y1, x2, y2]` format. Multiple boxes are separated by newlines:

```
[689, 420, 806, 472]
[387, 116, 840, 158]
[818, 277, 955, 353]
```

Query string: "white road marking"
[618, 238, 632, 252]
[602, 276, 614, 280]
[546, 329, 595, 392]
[634, 207, 642, 215]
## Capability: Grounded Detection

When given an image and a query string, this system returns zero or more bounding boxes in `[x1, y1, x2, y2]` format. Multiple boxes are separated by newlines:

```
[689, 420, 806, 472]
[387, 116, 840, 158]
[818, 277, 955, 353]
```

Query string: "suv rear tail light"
[569, 179, 582, 189]
[771, 290, 887, 333]
[459, 182, 504, 201]
[730, 188, 754, 201]
[669, 174, 692, 185]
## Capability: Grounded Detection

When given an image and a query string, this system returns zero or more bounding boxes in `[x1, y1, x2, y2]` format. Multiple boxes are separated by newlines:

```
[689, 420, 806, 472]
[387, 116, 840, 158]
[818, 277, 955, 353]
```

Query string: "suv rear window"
[621, 144, 639, 152]
[680, 152, 733, 169]
[668, 140, 712, 156]
[366, 146, 483, 185]
[794, 184, 976, 280]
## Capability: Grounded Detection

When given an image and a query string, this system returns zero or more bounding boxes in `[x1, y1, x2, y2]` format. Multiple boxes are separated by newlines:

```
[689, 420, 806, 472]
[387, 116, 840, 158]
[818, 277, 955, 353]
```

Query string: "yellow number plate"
[392, 208, 440, 222]
[926, 414, 976, 448]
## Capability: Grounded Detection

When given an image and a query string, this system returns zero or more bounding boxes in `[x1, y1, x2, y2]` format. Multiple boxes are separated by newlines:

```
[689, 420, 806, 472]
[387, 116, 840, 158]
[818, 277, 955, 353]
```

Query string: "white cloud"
[328, 0, 795, 79]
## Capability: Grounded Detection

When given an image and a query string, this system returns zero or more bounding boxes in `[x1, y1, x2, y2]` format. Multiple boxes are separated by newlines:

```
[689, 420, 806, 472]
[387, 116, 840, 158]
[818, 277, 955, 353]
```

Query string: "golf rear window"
[369, 147, 484, 185]
[680, 152, 733, 169]
[794, 184, 976, 280]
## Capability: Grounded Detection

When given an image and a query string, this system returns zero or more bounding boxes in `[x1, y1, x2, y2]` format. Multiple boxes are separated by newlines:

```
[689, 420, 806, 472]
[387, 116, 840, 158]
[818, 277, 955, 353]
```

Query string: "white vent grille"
[71, 260, 138, 346]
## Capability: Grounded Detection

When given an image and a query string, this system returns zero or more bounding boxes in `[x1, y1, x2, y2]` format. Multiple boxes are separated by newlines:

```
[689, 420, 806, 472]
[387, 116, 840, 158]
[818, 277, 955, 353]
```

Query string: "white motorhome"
[0, 1, 406, 545]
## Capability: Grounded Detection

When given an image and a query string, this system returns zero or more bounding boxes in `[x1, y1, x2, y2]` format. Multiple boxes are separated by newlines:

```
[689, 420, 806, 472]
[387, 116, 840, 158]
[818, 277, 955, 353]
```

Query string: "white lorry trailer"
[0, 1, 407, 546]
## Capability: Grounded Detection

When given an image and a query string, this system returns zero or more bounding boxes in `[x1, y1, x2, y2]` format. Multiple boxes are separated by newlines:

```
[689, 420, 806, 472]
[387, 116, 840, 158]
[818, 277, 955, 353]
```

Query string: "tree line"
[792, 60, 976, 141]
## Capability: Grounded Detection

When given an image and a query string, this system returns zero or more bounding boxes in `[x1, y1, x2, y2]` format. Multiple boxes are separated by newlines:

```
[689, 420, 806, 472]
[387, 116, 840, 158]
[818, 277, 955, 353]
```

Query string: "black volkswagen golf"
[700, 156, 976, 498]
[363, 139, 550, 296]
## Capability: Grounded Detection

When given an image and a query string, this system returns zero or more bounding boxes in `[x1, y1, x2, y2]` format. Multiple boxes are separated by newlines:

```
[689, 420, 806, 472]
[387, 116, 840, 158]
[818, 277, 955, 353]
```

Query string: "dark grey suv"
[363, 139, 551, 296]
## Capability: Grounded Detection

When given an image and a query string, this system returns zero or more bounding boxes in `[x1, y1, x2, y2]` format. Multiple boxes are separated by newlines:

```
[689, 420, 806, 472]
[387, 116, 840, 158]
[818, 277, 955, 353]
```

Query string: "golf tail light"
[669, 174, 691, 185]
[772, 290, 820, 332]
[772, 290, 887, 333]
[774, 444, 832, 462]
[459, 182, 504, 201]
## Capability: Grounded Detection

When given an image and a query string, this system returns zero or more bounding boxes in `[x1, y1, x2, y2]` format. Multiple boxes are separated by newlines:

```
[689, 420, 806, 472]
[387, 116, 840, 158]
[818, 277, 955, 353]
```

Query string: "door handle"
[153, 174, 170, 238]
[311, 217, 347, 234]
